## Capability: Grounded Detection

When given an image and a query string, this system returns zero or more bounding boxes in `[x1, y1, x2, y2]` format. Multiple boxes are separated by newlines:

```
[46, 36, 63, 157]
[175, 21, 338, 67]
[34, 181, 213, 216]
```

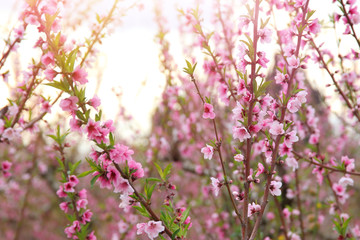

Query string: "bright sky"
[0, 0, 358, 137]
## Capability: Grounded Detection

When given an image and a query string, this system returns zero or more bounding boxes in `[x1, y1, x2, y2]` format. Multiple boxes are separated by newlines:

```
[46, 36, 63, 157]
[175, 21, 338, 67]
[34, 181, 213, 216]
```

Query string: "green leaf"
[78, 169, 95, 178]
[56, 157, 65, 170]
[181, 207, 191, 223]
[146, 183, 157, 200]
[109, 132, 115, 146]
[146, 177, 162, 182]
[133, 205, 150, 218]
[163, 164, 172, 180]
[45, 81, 70, 93]
[66, 48, 79, 72]
[90, 174, 100, 187]
[171, 229, 180, 240]
[154, 163, 164, 180]
[70, 160, 81, 174]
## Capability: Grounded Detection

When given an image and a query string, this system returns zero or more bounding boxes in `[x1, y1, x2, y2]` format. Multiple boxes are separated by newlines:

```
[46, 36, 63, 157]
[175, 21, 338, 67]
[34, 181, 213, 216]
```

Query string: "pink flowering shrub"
[1, 0, 360, 240]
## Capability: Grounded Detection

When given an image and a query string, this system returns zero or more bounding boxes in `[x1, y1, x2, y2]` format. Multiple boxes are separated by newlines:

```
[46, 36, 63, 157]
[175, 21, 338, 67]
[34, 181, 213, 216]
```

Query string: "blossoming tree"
[1, 0, 360, 239]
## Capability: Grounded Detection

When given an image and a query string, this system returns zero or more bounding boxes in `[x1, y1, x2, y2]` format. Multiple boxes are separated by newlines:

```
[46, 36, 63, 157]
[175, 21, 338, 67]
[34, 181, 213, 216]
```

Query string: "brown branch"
[295, 169, 306, 240]
[339, 0, 360, 48]
[310, 39, 360, 123]
[23, 91, 63, 131]
[189, 73, 244, 228]
[112, 162, 175, 239]
[14, 135, 40, 240]
[274, 197, 290, 239]
[249, 2, 310, 239]
[292, 151, 360, 177]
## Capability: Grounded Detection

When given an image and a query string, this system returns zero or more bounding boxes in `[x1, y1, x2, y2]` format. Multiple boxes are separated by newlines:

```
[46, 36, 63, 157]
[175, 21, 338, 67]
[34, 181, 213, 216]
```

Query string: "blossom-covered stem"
[0, 36, 22, 70]
[273, 197, 289, 240]
[249, 134, 282, 240]
[243, 1, 260, 238]
[111, 162, 175, 239]
[14, 135, 39, 240]
[311, 39, 360, 122]
[339, 0, 360, 48]
[249, 2, 310, 239]
[292, 151, 360, 177]
[79, 0, 120, 67]
[295, 169, 306, 240]
[326, 175, 342, 212]
[23, 91, 63, 130]
[10, 64, 41, 128]
[189, 73, 244, 226]
[193, 18, 237, 101]
[216, 2, 239, 79]
[58, 143, 81, 220]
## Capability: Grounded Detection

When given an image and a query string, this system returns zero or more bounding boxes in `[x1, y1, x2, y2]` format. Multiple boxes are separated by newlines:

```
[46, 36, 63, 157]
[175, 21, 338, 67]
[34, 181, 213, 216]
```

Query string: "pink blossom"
[72, 66, 88, 84]
[232, 101, 244, 120]
[60, 96, 78, 113]
[119, 194, 133, 209]
[106, 165, 120, 184]
[40, 101, 52, 113]
[69, 117, 82, 133]
[296, 91, 307, 103]
[144, 221, 165, 240]
[211, 177, 222, 196]
[341, 156, 355, 172]
[308, 19, 321, 34]
[76, 199, 88, 210]
[2, 161, 12, 171]
[258, 28, 272, 43]
[44, 67, 57, 80]
[201, 144, 214, 160]
[339, 176, 354, 187]
[270, 181, 282, 196]
[41, 0, 58, 15]
[233, 191, 244, 201]
[332, 183, 345, 196]
[64, 182, 75, 193]
[118, 221, 129, 234]
[294, 0, 306, 8]
[257, 51, 269, 68]
[287, 55, 300, 70]
[8, 105, 18, 117]
[203, 103, 216, 119]
[41, 52, 55, 66]
[110, 143, 134, 164]
[287, 98, 301, 113]
[77, 189, 87, 199]
[238, 16, 250, 29]
[114, 177, 134, 195]
[68, 175, 79, 185]
[309, 133, 319, 144]
[275, 72, 289, 85]
[84, 119, 110, 144]
[286, 157, 298, 171]
[25, 15, 39, 26]
[248, 202, 261, 217]
[234, 153, 244, 162]
[269, 121, 284, 135]
[56, 185, 68, 198]
[232, 126, 251, 142]
[256, 163, 265, 177]
[89, 95, 101, 110]
[137, 223, 146, 235]
[87, 231, 97, 240]
[14, 25, 24, 38]
[128, 160, 144, 179]
[284, 130, 299, 147]
[59, 202, 69, 213]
